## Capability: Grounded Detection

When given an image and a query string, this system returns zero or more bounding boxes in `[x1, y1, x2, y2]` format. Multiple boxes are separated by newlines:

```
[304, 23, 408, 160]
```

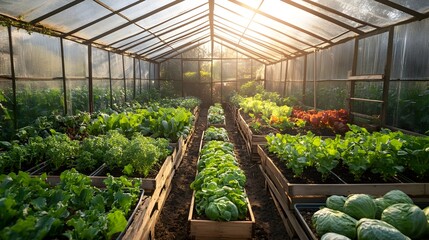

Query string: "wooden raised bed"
[188, 191, 255, 240]
[188, 131, 255, 240]
[257, 145, 429, 207]
[236, 110, 266, 160]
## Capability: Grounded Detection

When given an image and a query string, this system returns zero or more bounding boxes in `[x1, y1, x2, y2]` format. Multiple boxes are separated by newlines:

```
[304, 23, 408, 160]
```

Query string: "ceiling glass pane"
[389, 0, 429, 13]
[138, 1, 208, 29]
[127, 38, 161, 53]
[214, 4, 251, 28]
[240, 39, 283, 60]
[159, 18, 208, 40]
[120, 0, 175, 19]
[292, 0, 362, 28]
[312, 0, 411, 26]
[40, 1, 110, 33]
[147, 8, 208, 33]
[244, 31, 295, 54]
[96, 24, 142, 45]
[259, 0, 347, 39]
[248, 21, 310, 49]
[214, 29, 241, 43]
[111, 31, 151, 48]
[74, 15, 127, 39]
[214, 16, 246, 33]
[253, 14, 323, 46]
[0, 0, 70, 21]
[99, 0, 138, 10]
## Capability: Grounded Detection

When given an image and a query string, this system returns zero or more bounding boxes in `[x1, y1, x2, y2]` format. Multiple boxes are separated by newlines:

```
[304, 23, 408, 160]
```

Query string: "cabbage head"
[312, 208, 357, 239]
[326, 195, 347, 212]
[383, 190, 413, 205]
[357, 218, 411, 240]
[343, 194, 376, 219]
[381, 203, 426, 238]
[205, 196, 239, 221]
[320, 232, 351, 240]
[374, 197, 391, 219]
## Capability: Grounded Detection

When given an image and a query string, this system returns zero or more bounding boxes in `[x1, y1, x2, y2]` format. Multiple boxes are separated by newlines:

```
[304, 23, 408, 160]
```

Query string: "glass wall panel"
[392, 18, 429, 80]
[316, 81, 348, 110]
[222, 82, 236, 102]
[252, 60, 265, 80]
[12, 30, 63, 127]
[183, 61, 198, 82]
[0, 26, 13, 140]
[212, 83, 222, 103]
[357, 32, 388, 75]
[318, 41, 354, 80]
[213, 60, 221, 82]
[200, 61, 211, 83]
[63, 39, 88, 114]
[222, 60, 236, 81]
[124, 56, 134, 101]
[110, 53, 125, 106]
[92, 48, 110, 111]
[237, 59, 251, 80]
[387, 81, 429, 134]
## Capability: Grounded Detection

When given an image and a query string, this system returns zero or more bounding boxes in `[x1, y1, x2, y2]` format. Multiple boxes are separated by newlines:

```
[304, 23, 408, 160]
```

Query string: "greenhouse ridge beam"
[236, 0, 263, 46]
[155, 39, 210, 61]
[85, 1, 183, 43]
[209, 0, 214, 45]
[216, 36, 271, 63]
[30, 0, 85, 24]
[228, 0, 332, 44]
[280, 0, 364, 35]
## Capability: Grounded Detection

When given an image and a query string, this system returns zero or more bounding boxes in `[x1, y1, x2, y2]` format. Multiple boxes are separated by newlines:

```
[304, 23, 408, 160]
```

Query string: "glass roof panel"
[138, 1, 208, 29]
[389, 0, 429, 13]
[214, 29, 241, 43]
[312, 0, 411, 26]
[159, 18, 208, 40]
[292, 0, 362, 28]
[214, 4, 251, 29]
[126, 38, 161, 53]
[248, 21, 310, 49]
[74, 15, 127, 39]
[148, 9, 208, 34]
[244, 30, 295, 54]
[0, 0, 70, 21]
[111, 31, 151, 48]
[40, 1, 110, 33]
[259, 0, 347, 39]
[98, 0, 138, 10]
[214, 38, 264, 61]
[95, 24, 143, 45]
[120, 0, 175, 20]
[216, 0, 256, 20]
[214, 16, 246, 33]
[169, 33, 210, 49]
[240, 39, 283, 60]
[253, 14, 323, 46]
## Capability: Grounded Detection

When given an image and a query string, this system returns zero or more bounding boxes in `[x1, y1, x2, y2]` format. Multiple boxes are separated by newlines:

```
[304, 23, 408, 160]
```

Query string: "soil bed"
[155, 106, 290, 240]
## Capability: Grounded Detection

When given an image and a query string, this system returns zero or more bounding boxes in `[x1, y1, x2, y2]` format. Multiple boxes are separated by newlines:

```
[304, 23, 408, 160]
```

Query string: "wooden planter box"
[227, 103, 239, 123]
[188, 191, 255, 240]
[236, 110, 266, 160]
[257, 145, 429, 207]
[188, 131, 255, 240]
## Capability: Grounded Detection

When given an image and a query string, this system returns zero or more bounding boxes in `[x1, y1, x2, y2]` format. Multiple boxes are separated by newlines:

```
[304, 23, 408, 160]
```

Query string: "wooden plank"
[257, 145, 290, 193]
[349, 97, 384, 103]
[262, 164, 309, 240]
[122, 196, 151, 239]
[259, 165, 295, 237]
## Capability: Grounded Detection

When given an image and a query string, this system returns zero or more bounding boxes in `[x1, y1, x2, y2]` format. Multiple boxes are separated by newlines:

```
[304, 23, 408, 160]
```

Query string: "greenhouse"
[0, 0, 429, 240]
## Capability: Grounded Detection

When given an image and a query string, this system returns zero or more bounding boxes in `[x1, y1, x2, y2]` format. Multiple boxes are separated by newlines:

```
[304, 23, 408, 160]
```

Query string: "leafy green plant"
[0, 169, 141, 239]
[207, 103, 225, 125]
[203, 126, 229, 142]
[190, 140, 248, 221]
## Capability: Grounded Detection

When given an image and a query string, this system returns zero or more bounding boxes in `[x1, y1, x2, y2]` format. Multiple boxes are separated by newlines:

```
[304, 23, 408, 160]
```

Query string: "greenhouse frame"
[1, 1, 429, 240]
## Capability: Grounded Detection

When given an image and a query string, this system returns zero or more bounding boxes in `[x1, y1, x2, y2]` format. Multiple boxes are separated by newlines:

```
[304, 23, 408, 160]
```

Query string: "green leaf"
[31, 197, 47, 211]
[106, 210, 127, 239]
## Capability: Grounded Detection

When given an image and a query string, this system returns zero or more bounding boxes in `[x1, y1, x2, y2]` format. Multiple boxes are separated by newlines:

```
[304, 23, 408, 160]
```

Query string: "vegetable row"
[266, 124, 429, 180]
[311, 190, 429, 240]
[0, 169, 142, 240]
[207, 103, 225, 125]
[190, 138, 249, 221]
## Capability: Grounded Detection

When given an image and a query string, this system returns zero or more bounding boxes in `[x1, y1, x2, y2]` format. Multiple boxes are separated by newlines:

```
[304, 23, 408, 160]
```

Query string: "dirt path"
[155, 106, 290, 240]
